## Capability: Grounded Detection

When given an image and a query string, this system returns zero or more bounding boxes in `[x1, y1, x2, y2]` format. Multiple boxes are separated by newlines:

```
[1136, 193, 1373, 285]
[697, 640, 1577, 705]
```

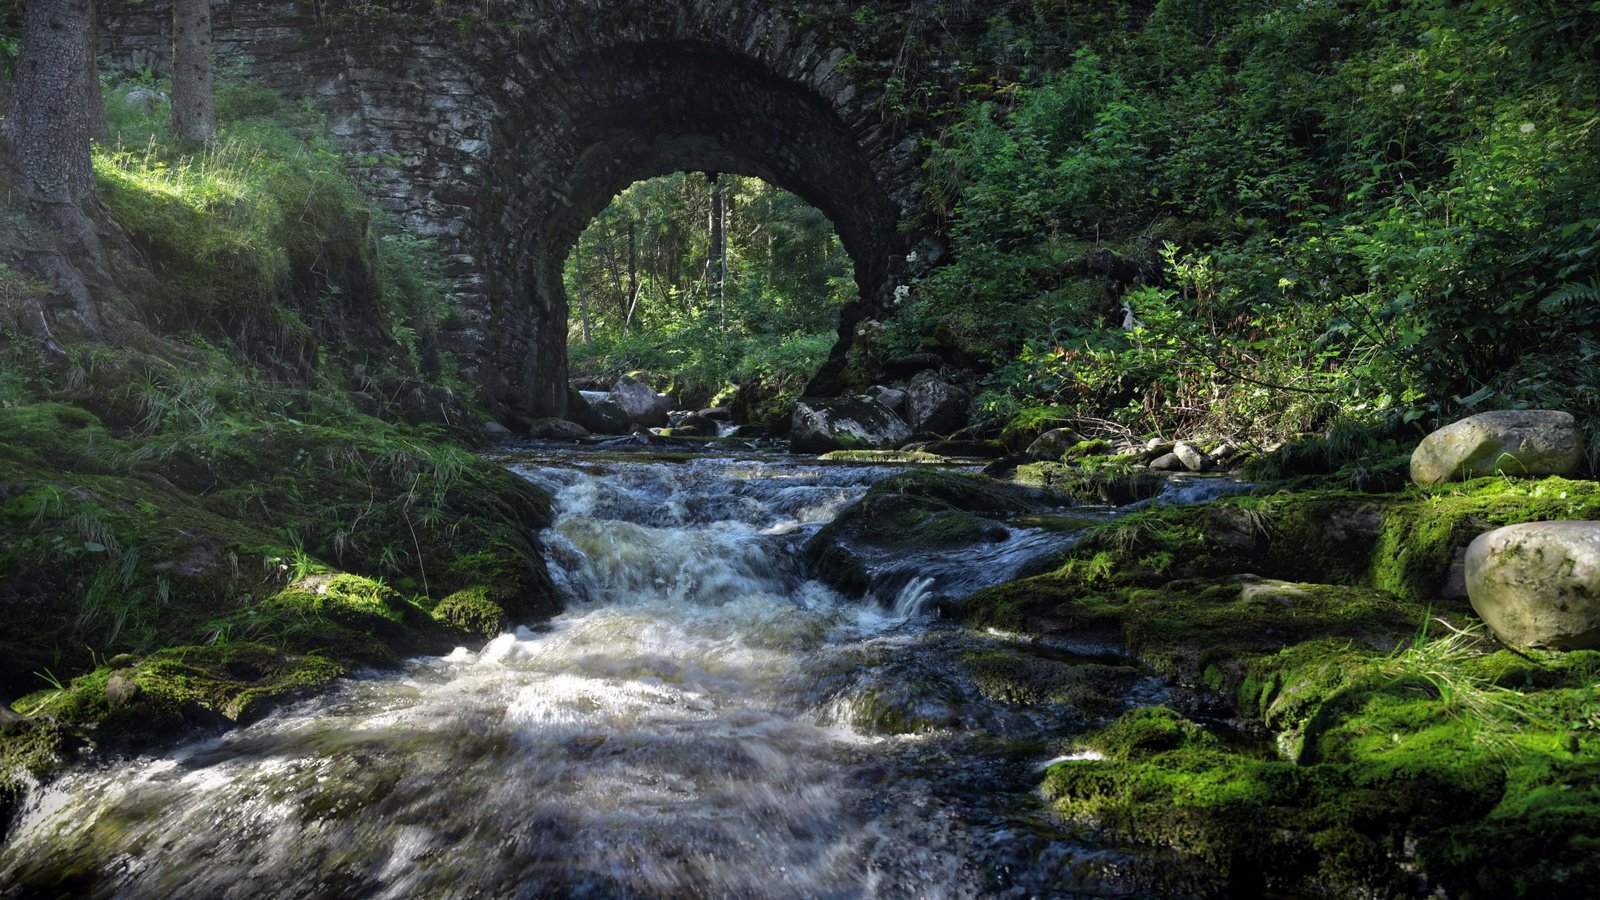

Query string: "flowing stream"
[0, 446, 1219, 898]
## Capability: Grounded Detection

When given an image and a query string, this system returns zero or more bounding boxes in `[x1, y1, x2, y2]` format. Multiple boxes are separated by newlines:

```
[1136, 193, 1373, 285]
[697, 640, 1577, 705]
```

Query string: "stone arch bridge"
[104, 0, 932, 424]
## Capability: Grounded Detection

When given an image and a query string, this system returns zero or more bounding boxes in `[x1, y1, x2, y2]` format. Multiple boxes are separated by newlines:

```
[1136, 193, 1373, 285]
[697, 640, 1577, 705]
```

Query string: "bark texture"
[86, 0, 110, 142]
[3, 0, 111, 342]
[4, 0, 99, 207]
[171, 0, 217, 144]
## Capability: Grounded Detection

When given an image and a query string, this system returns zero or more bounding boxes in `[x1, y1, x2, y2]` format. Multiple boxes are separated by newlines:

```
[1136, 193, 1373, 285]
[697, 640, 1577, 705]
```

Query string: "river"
[0, 444, 1218, 898]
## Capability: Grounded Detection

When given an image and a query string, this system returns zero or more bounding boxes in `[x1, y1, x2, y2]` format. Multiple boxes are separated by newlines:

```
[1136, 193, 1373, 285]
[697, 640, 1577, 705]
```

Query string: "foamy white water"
[1, 448, 1187, 898]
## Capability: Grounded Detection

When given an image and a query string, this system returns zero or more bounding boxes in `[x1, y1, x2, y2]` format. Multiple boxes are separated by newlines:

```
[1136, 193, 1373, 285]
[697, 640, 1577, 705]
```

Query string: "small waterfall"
[1, 448, 1175, 898]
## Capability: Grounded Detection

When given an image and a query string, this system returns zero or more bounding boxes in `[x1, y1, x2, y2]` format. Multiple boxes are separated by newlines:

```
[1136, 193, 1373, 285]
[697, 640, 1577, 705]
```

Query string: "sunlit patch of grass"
[1378, 618, 1553, 757]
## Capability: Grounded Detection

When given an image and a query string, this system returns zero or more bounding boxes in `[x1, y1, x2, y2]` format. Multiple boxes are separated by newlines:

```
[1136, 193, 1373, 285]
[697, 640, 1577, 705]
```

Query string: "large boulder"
[905, 371, 971, 435]
[790, 396, 912, 454]
[123, 86, 169, 116]
[610, 376, 670, 428]
[1411, 410, 1582, 486]
[567, 388, 630, 434]
[1465, 521, 1600, 650]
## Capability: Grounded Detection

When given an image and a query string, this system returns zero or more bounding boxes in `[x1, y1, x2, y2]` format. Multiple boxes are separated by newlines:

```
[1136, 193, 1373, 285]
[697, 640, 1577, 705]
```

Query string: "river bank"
[5, 433, 1597, 895]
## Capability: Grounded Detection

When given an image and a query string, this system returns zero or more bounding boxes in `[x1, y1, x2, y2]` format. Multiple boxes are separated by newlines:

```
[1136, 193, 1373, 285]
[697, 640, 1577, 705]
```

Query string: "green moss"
[431, 587, 509, 639]
[1039, 618, 1600, 897]
[1066, 438, 1113, 459]
[846, 683, 961, 735]
[805, 469, 1034, 592]
[818, 449, 951, 464]
[1371, 476, 1600, 601]
[959, 648, 1138, 715]
[14, 643, 346, 740]
[999, 405, 1076, 453]
[0, 404, 120, 472]
[1013, 459, 1161, 505]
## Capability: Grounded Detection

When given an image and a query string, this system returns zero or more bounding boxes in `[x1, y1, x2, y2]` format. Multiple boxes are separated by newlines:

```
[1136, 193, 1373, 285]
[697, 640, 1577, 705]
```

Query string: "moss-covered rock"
[431, 587, 510, 639]
[804, 469, 1038, 594]
[981, 476, 1600, 897]
[959, 647, 1140, 717]
[1013, 458, 1161, 505]
[999, 405, 1077, 453]
[818, 449, 951, 464]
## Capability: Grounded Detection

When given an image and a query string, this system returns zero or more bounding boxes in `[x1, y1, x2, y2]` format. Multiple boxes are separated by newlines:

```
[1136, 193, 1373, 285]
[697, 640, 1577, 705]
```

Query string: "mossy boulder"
[1000, 405, 1077, 453]
[804, 469, 1037, 595]
[1013, 458, 1161, 505]
[818, 449, 950, 464]
[968, 475, 1600, 897]
[12, 643, 346, 743]
[959, 648, 1140, 718]
[1024, 427, 1082, 461]
[431, 587, 511, 639]
[1045, 642, 1600, 898]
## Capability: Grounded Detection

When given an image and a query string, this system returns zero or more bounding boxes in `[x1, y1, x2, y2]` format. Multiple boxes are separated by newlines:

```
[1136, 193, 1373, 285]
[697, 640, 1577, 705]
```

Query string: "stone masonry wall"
[99, 1, 925, 423]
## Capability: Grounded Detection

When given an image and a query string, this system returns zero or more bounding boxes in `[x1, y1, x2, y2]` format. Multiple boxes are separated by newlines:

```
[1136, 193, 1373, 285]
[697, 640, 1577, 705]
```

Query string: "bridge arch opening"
[563, 172, 858, 412]
[481, 36, 904, 423]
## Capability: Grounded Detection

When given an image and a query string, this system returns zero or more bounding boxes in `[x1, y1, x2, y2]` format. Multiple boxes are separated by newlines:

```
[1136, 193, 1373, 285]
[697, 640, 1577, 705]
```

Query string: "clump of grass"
[1377, 617, 1550, 757]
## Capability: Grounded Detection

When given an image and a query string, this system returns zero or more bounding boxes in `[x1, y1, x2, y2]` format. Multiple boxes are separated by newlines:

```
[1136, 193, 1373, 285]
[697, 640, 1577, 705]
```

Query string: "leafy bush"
[892, 0, 1600, 443]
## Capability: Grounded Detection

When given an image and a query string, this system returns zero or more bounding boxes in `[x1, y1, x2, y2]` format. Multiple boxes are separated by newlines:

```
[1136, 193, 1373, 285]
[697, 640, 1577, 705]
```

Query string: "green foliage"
[94, 73, 453, 388]
[565, 173, 856, 404]
[0, 74, 556, 791]
[896, 0, 1600, 441]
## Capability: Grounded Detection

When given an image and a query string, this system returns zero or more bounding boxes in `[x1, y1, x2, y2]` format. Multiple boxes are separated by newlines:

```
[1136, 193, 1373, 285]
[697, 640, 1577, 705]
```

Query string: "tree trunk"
[0, 50, 9, 116]
[626, 217, 639, 320]
[2, 0, 108, 341]
[86, 0, 109, 141]
[171, 0, 217, 144]
[5, 0, 99, 207]
[576, 236, 592, 347]
[708, 174, 725, 325]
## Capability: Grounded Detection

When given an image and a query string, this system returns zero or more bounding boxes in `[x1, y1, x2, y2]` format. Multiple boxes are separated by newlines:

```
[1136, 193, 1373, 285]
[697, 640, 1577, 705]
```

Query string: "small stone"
[1173, 441, 1211, 472]
[1149, 452, 1184, 471]
[1025, 428, 1082, 461]
[526, 418, 589, 440]
[1466, 521, 1600, 650]
[482, 421, 512, 436]
[1142, 440, 1176, 462]
[1411, 410, 1581, 486]
[106, 673, 142, 706]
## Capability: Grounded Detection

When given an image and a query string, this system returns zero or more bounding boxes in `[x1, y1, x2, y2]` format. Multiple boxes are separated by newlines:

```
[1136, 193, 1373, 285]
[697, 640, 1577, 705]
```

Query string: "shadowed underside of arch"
[478, 19, 905, 422]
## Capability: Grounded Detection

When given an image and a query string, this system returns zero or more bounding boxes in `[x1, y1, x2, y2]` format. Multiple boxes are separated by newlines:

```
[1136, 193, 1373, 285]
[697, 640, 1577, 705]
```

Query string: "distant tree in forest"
[171, 0, 216, 143]
[565, 173, 855, 393]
